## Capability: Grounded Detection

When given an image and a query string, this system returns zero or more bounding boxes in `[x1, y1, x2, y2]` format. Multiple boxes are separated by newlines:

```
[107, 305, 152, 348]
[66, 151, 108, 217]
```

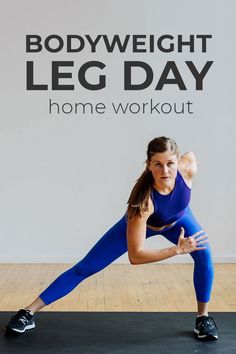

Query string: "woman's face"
[147, 151, 179, 188]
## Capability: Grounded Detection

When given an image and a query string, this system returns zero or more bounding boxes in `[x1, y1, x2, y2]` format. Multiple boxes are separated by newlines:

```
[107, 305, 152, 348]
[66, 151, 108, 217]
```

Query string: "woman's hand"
[176, 228, 208, 254]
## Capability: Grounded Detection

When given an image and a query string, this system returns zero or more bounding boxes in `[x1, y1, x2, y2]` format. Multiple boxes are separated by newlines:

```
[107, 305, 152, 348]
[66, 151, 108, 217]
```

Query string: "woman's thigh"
[71, 215, 129, 274]
[160, 206, 213, 268]
[73, 214, 158, 275]
[161, 206, 207, 245]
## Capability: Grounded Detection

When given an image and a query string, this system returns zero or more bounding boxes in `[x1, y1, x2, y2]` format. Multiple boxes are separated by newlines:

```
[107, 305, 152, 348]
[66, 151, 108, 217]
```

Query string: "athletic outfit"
[38, 170, 214, 305]
[5, 170, 218, 340]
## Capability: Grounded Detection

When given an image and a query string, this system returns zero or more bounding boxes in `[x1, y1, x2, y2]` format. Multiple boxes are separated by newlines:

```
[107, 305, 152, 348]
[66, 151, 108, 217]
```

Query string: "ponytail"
[126, 166, 154, 220]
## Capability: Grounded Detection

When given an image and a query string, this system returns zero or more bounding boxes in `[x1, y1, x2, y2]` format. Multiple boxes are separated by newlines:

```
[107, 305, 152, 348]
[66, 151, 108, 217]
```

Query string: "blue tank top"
[147, 170, 191, 227]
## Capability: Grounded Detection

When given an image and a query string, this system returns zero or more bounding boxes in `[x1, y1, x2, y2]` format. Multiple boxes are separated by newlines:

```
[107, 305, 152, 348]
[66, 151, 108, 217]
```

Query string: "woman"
[5, 137, 218, 340]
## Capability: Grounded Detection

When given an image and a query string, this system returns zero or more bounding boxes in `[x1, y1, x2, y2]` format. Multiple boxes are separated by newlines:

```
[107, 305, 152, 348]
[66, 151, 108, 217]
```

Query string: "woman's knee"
[191, 245, 214, 271]
[70, 260, 99, 278]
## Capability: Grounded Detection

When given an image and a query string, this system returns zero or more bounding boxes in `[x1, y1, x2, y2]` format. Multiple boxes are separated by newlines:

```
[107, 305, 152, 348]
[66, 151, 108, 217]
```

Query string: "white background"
[0, 0, 235, 263]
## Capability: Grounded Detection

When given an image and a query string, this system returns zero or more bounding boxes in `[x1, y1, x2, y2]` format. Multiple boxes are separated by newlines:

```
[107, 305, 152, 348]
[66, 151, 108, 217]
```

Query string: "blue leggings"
[39, 206, 214, 305]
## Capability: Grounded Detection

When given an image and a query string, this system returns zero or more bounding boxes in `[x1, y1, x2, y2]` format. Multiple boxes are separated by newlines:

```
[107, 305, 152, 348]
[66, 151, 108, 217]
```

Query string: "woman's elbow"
[128, 253, 140, 265]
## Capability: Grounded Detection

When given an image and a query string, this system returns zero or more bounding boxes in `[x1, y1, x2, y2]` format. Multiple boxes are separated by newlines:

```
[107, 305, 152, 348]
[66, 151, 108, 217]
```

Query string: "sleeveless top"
[146, 170, 191, 227]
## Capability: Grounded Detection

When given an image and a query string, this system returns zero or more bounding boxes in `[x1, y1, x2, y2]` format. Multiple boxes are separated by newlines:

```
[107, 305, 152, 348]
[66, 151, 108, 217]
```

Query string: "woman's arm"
[178, 151, 199, 183]
[127, 217, 178, 264]
[126, 197, 208, 265]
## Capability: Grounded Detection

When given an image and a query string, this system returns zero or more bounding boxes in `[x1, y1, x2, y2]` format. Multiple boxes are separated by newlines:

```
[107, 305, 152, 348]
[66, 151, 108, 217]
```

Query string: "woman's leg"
[26, 215, 129, 312]
[161, 206, 214, 314]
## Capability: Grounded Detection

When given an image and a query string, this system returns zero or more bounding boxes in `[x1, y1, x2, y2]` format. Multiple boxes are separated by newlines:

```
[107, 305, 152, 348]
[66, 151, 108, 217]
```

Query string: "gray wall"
[0, 0, 235, 263]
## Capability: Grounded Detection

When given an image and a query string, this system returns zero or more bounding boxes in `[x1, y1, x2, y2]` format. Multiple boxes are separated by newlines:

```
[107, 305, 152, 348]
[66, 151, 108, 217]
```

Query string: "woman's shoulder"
[177, 169, 192, 189]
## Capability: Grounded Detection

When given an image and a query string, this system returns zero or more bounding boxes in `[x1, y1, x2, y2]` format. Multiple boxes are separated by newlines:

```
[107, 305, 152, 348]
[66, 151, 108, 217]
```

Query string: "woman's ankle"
[197, 313, 208, 317]
[24, 308, 35, 315]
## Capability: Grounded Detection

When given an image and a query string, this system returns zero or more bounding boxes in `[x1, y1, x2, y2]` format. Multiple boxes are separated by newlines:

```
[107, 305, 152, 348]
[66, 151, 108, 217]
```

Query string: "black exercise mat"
[0, 312, 235, 354]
